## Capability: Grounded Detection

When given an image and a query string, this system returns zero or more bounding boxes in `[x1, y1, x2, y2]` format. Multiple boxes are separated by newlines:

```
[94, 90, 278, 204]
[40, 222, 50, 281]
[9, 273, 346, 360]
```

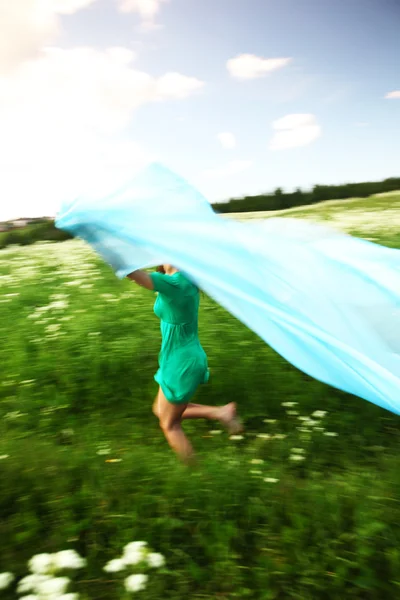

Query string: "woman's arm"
[127, 270, 154, 290]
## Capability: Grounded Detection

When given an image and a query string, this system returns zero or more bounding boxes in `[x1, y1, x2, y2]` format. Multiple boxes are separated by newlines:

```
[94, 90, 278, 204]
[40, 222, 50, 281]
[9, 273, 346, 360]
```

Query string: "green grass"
[1, 194, 400, 599]
[227, 191, 400, 249]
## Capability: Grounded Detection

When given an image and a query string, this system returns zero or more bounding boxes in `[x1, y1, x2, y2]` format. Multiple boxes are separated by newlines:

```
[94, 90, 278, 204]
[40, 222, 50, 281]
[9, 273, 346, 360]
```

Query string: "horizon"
[2, 172, 399, 222]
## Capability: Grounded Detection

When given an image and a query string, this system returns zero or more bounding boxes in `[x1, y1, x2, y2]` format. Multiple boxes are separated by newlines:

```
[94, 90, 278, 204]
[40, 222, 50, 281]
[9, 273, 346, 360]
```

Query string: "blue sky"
[1, 0, 399, 218]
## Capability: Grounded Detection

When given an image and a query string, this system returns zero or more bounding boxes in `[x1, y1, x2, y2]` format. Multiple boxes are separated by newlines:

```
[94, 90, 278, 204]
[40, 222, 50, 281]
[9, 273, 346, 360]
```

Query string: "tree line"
[0, 220, 71, 249]
[0, 176, 399, 249]
[212, 177, 400, 213]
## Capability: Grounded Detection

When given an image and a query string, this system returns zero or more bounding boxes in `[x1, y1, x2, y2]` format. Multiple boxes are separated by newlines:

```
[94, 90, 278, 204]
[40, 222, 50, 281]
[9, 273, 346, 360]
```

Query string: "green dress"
[149, 271, 209, 404]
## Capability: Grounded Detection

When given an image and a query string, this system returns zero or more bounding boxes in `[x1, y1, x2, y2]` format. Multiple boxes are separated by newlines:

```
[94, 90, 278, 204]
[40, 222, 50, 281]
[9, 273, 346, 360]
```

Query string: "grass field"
[1, 193, 400, 600]
[227, 191, 400, 248]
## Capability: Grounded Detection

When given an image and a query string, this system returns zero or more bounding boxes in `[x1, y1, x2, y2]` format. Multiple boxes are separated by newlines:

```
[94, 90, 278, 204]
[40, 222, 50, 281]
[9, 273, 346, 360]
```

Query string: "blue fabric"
[56, 163, 400, 414]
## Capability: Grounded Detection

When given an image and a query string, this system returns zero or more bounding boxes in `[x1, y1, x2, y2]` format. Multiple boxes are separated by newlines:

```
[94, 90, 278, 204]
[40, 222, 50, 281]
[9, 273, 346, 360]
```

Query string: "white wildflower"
[305, 419, 318, 427]
[291, 448, 305, 454]
[314, 427, 325, 432]
[147, 552, 165, 568]
[0, 572, 14, 590]
[274, 434, 287, 440]
[324, 432, 338, 437]
[297, 416, 309, 421]
[250, 470, 262, 475]
[17, 574, 44, 594]
[264, 478, 279, 483]
[312, 410, 327, 418]
[281, 402, 297, 407]
[49, 300, 68, 310]
[104, 559, 126, 573]
[209, 430, 222, 435]
[36, 576, 70, 596]
[290, 454, 305, 461]
[0, 455, 9, 460]
[59, 594, 80, 600]
[19, 596, 39, 600]
[229, 435, 244, 441]
[263, 419, 277, 424]
[124, 542, 147, 553]
[28, 553, 55, 575]
[297, 427, 311, 433]
[256, 433, 271, 439]
[250, 459, 264, 464]
[124, 573, 148, 593]
[46, 324, 61, 333]
[54, 549, 86, 570]
[96, 448, 111, 456]
[122, 542, 147, 566]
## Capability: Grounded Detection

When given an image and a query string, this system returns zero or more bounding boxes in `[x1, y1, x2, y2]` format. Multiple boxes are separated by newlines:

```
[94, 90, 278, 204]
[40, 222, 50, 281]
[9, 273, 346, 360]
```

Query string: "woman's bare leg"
[181, 403, 220, 420]
[157, 388, 193, 463]
[152, 389, 161, 417]
[153, 389, 237, 424]
[182, 402, 242, 433]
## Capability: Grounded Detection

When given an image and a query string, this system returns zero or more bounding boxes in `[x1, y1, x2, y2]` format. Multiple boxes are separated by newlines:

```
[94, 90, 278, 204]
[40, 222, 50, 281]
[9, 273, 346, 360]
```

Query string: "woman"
[127, 265, 242, 463]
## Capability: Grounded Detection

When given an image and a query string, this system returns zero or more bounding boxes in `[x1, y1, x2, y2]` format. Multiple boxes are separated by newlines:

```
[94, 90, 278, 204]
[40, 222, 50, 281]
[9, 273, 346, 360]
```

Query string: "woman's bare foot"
[218, 402, 244, 435]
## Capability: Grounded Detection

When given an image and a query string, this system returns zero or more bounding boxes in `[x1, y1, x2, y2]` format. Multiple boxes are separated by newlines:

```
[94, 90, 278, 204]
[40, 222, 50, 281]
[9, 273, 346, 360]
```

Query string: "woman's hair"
[156, 265, 165, 274]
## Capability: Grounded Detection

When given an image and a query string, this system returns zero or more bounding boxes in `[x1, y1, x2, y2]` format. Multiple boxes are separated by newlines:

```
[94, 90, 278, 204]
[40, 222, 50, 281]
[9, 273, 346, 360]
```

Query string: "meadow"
[1, 192, 400, 600]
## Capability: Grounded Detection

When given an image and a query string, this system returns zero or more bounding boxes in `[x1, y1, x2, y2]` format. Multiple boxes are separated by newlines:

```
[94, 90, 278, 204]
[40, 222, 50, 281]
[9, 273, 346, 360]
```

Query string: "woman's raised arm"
[127, 270, 154, 290]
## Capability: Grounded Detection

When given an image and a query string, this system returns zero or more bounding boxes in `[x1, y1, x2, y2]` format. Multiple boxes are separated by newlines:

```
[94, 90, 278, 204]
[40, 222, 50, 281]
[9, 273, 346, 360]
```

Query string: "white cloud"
[118, 0, 166, 18]
[270, 113, 321, 150]
[106, 46, 137, 65]
[217, 132, 236, 149]
[0, 0, 200, 219]
[385, 90, 400, 99]
[0, 45, 204, 149]
[227, 54, 291, 80]
[0, 45, 204, 219]
[0, 0, 99, 73]
[203, 160, 252, 179]
[0, 0, 57, 73]
[272, 114, 316, 130]
[156, 72, 204, 99]
[0, 0, 168, 76]
[117, 0, 168, 29]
